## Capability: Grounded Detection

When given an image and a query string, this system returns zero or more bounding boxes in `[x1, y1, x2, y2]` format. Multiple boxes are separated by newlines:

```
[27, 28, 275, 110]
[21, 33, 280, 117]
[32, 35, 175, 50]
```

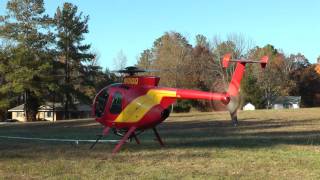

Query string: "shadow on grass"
[154, 118, 320, 149]
[1, 117, 320, 159]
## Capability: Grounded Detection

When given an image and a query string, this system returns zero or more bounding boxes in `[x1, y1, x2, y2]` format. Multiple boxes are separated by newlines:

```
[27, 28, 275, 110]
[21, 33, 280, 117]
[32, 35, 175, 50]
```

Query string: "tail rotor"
[221, 53, 268, 126]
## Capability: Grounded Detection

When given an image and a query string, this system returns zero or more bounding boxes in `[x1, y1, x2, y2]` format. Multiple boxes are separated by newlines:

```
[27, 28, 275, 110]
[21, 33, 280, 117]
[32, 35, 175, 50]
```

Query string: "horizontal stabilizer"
[222, 53, 232, 68]
[222, 54, 268, 69]
[260, 56, 268, 68]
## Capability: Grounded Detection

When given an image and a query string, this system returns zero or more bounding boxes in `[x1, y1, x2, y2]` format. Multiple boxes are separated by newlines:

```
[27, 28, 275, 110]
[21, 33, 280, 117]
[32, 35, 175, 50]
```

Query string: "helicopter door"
[94, 88, 110, 118]
[109, 91, 123, 114]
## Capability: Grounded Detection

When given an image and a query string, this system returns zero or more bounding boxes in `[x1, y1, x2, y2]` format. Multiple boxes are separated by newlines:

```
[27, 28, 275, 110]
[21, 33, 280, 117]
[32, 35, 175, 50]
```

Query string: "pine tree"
[0, 0, 55, 121]
[54, 2, 95, 119]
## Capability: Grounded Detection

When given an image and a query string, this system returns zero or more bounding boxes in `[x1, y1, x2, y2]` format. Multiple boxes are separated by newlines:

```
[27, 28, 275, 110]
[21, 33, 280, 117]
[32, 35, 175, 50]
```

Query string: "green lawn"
[1, 108, 320, 179]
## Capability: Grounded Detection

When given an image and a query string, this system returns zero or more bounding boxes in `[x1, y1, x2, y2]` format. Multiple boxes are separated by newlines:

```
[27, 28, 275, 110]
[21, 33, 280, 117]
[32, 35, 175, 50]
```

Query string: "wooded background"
[1, 0, 320, 121]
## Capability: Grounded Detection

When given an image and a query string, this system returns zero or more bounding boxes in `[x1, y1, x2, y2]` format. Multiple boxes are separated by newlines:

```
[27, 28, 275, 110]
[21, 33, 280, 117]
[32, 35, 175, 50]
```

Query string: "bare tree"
[226, 33, 255, 57]
[113, 50, 127, 70]
[210, 33, 255, 90]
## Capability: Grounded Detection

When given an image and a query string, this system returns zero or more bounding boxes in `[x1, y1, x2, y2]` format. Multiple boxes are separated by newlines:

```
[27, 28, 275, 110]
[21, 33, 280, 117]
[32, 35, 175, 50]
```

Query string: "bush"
[173, 100, 192, 113]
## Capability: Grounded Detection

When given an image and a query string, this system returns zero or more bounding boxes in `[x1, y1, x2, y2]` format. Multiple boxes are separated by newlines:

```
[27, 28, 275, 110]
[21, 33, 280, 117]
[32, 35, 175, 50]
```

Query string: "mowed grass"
[1, 108, 320, 179]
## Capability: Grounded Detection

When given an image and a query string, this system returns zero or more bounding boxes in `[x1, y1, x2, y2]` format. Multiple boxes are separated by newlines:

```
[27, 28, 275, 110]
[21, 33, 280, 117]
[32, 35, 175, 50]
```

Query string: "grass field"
[1, 108, 320, 179]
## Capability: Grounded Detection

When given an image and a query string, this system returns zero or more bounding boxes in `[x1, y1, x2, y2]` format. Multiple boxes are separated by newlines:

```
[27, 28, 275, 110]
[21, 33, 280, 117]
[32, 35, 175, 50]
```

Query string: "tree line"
[136, 32, 320, 111]
[1, 1, 320, 121]
[0, 0, 115, 121]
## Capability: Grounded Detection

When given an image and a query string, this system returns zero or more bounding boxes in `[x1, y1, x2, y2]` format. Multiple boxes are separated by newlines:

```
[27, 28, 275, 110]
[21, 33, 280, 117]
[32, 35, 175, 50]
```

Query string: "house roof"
[75, 104, 91, 111]
[8, 103, 91, 112]
[244, 103, 255, 107]
[272, 96, 301, 105]
[39, 103, 64, 112]
[8, 104, 25, 112]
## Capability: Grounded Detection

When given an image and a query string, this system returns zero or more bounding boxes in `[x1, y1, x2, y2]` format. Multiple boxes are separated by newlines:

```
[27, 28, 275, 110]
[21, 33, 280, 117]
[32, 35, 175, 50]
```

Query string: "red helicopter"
[91, 54, 268, 155]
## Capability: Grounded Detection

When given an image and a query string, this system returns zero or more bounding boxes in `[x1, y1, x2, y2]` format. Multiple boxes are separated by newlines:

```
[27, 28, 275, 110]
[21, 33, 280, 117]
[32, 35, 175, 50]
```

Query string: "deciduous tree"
[113, 50, 128, 70]
[248, 45, 289, 108]
[152, 32, 192, 88]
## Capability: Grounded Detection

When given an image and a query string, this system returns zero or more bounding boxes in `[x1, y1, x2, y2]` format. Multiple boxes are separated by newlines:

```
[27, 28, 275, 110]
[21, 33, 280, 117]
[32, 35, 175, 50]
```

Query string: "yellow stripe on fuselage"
[115, 89, 177, 123]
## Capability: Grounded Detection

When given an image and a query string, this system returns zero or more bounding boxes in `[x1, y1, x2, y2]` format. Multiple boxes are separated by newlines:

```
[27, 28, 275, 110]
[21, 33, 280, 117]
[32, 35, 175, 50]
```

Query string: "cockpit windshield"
[94, 88, 109, 118]
[110, 91, 122, 114]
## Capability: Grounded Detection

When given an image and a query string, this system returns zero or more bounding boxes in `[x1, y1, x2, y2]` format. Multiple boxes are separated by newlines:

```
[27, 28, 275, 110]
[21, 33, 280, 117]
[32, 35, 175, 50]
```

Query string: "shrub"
[173, 100, 192, 113]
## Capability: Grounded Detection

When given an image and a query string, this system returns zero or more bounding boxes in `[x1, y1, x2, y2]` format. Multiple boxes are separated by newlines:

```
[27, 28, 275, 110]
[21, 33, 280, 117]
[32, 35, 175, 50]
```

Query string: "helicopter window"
[95, 89, 109, 118]
[110, 92, 122, 114]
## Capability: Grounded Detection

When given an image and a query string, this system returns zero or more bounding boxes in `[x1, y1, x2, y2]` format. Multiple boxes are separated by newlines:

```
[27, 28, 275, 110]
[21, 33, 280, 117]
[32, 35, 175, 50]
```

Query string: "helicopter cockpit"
[94, 87, 109, 118]
[93, 84, 125, 121]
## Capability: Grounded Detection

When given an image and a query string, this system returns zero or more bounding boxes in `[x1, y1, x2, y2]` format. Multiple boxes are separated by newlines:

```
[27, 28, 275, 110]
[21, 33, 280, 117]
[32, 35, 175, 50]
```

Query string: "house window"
[47, 112, 52, 117]
[110, 92, 122, 114]
[16, 112, 25, 117]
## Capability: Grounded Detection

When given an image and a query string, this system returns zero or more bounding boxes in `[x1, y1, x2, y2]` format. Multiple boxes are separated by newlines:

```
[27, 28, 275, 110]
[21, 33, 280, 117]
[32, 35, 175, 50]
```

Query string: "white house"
[271, 96, 301, 109]
[243, 103, 255, 111]
[8, 103, 91, 122]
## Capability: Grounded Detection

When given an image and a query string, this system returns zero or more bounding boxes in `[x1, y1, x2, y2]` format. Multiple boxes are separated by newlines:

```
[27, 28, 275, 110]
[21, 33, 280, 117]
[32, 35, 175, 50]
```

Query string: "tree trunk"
[0, 109, 6, 121]
[64, 38, 70, 120]
[64, 94, 70, 120]
[25, 91, 39, 121]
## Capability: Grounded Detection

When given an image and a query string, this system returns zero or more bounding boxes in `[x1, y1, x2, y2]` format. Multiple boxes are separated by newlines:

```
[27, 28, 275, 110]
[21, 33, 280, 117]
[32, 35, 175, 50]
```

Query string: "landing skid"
[90, 127, 110, 149]
[90, 126, 165, 155]
[132, 132, 140, 144]
[112, 126, 137, 155]
[153, 128, 164, 146]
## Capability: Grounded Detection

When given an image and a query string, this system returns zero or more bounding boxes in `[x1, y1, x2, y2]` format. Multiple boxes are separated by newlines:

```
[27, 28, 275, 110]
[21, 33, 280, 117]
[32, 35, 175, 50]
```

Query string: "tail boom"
[176, 89, 230, 104]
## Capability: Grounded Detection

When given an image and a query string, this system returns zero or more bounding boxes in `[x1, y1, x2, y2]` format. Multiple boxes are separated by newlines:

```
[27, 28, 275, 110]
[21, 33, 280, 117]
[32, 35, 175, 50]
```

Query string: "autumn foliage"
[137, 32, 319, 111]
